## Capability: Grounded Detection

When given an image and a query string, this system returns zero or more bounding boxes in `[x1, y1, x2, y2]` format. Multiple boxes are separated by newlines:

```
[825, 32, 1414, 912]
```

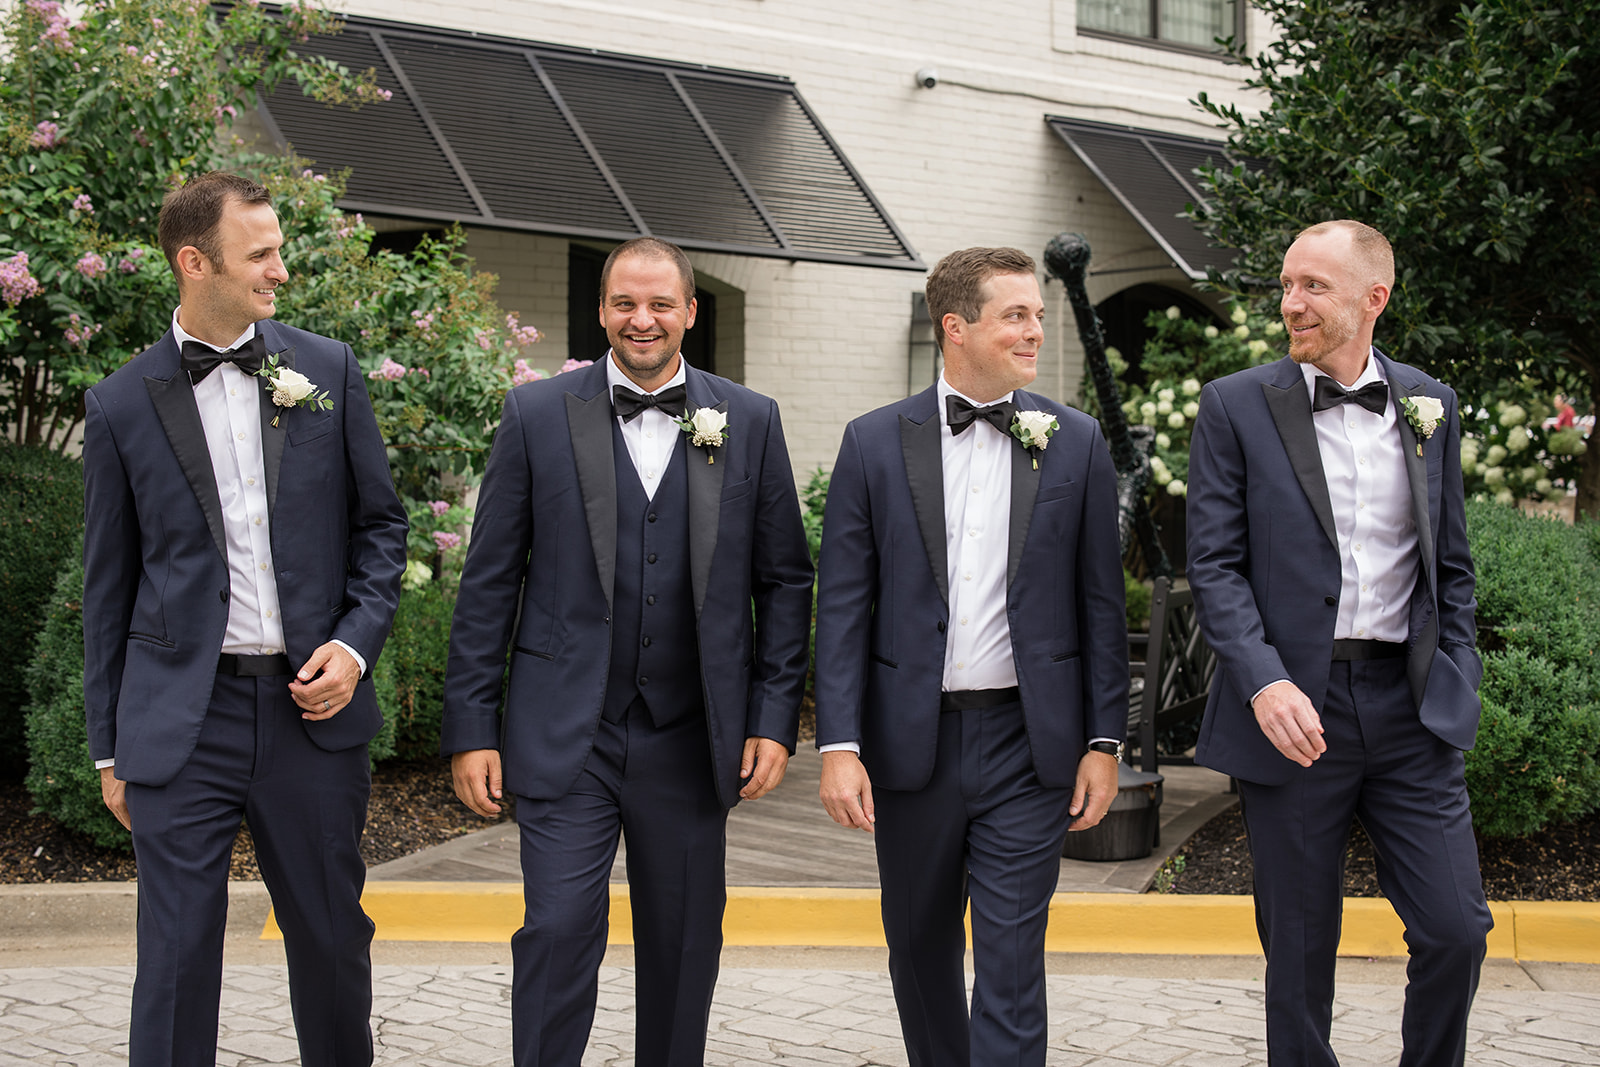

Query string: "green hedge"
[0, 445, 84, 779]
[23, 536, 131, 850]
[369, 581, 456, 762]
[1464, 500, 1600, 837]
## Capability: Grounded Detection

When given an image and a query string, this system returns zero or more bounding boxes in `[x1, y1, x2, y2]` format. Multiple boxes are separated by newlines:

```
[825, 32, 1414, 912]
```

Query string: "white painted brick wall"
[324, 0, 1266, 474]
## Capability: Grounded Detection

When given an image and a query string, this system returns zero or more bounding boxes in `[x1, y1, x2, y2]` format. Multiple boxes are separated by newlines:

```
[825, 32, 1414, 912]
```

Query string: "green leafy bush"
[23, 538, 130, 850]
[0, 443, 84, 778]
[1464, 500, 1600, 836]
[370, 582, 456, 763]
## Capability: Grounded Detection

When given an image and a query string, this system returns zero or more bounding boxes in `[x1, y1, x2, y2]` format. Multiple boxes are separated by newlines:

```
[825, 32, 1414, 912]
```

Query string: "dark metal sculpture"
[1043, 232, 1172, 579]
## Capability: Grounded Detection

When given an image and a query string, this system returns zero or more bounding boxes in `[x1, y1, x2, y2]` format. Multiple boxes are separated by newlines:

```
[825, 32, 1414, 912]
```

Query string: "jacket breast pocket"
[1033, 479, 1077, 506]
[288, 418, 336, 447]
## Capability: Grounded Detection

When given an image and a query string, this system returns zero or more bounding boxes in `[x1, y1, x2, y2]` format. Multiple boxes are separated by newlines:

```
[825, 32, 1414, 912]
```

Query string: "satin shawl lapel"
[255, 325, 292, 515]
[144, 337, 227, 564]
[684, 368, 727, 618]
[1007, 394, 1043, 590]
[1262, 360, 1338, 552]
[900, 387, 947, 605]
[565, 363, 618, 613]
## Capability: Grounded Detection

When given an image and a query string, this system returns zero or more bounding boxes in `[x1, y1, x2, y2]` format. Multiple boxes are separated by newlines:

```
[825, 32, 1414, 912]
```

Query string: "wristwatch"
[1087, 740, 1124, 763]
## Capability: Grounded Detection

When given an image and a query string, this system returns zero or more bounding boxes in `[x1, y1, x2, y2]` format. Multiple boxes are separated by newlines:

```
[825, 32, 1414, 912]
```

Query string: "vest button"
[642, 636, 652, 647]
[647, 553, 657, 564]
[639, 676, 649, 686]
[648, 513, 657, 523]
[220, 589, 229, 603]
[937, 620, 946, 633]
[1324, 596, 1337, 606]
[646, 595, 656, 606]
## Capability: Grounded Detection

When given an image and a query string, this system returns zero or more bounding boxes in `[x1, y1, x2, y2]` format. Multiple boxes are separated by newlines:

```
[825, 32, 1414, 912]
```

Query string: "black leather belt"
[1331, 639, 1405, 661]
[218, 652, 293, 677]
[939, 686, 1020, 712]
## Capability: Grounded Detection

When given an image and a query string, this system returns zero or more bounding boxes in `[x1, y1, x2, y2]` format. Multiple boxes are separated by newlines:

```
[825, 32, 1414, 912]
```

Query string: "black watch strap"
[1087, 740, 1124, 762]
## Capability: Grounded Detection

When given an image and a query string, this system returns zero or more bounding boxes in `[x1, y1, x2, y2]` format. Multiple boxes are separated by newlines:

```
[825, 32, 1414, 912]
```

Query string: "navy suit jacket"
[82, 321, 409, 787]
[812, 385, 1129, 793]
[1186, 351, 1482, 786]
[439, 360, 814, 809]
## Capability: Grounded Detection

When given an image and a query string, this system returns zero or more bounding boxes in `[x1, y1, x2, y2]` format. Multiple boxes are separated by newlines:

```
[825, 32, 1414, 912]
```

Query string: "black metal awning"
[1046, 116, 1241, 280]
[256, 14, 922, 270]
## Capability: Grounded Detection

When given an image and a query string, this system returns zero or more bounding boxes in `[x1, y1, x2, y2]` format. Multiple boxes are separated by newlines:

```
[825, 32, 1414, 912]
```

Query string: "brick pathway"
[3, 963, 1597, 1066]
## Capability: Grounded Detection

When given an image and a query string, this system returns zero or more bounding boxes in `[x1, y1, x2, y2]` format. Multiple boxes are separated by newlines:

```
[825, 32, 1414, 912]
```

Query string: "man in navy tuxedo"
[813, 247, 1128, 1067]
[1186, 220, 1491, 1066]
[443, 237, 813, 1066]
[83, 171, 408, 1066]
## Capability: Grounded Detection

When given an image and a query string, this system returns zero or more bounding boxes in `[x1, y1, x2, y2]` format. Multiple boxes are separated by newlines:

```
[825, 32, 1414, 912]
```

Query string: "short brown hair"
[1295, 219, 1395, 288]
[925, 247, 1037, 347]
[157, 171, 272, 277]
[599, 237, 696, 304]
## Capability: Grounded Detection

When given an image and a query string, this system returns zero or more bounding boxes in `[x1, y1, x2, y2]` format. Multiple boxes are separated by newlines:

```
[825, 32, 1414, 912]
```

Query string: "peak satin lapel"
[901, 409, 948, 605]
[145, 371, 227, 564]
[1007, 401, 1042, 589]
[684, 376, 727, 618]
[257, 341, 293, 514]
[567, 388, 618, 612]
[1263, 379, 1338, 552]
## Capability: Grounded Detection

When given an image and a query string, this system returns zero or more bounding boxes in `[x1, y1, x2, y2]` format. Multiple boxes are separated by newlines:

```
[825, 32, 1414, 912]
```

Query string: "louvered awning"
[256, 13, 922, 270]
[1046, 116, 1241, 280]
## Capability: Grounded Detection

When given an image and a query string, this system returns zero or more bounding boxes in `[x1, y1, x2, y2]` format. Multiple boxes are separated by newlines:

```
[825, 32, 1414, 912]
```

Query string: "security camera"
[915, 67, 939, 90]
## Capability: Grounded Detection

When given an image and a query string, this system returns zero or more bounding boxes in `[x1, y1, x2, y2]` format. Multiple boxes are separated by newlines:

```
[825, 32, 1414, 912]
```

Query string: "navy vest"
[600, 421, 703, 726]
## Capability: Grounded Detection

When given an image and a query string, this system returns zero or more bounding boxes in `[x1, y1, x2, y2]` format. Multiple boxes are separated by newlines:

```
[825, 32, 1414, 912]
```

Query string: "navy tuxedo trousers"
[510, 696, 727, 1067]
[873, 701, 1075, 1067]
[1238, 657, 1492, 1067]
[125, 671, 373, 1067]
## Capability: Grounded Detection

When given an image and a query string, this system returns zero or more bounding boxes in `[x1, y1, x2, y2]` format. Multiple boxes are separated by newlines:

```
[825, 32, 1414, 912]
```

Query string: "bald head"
[1294, 220, 1394, 289]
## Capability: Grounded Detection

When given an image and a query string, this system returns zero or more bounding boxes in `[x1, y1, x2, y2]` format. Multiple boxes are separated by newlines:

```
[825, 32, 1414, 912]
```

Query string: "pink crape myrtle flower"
[0, 253, 43, 305]
[75, 252, 108, 280]
[29, 122, 60, 149]
[432, 530, 462, 552]
[368, 357, 408, 381]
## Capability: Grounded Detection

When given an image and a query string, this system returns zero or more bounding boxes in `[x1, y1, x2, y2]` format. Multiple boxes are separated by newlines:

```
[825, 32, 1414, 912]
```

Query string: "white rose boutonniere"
[1401, 395, 1445, 458]
[256, 353, 333, 427]
[677, 406, 729, 463]
[1010, 410, 1059, 469]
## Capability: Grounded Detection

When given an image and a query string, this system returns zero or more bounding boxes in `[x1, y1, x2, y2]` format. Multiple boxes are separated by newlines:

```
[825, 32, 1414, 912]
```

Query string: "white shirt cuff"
[94, 758, 115, 770]
[331, 639, 367, 679]
[1088, 737, 1121, 746]
[818, 742, 861, 755]
[1250, 679, 1291, 706]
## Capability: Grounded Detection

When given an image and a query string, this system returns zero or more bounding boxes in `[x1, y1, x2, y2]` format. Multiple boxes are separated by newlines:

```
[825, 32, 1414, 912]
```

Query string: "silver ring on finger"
[323, 699, 331, 712]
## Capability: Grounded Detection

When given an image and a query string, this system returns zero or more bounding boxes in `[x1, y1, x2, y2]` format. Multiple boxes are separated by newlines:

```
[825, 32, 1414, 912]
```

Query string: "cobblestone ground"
[2, 965, 1597, 1066]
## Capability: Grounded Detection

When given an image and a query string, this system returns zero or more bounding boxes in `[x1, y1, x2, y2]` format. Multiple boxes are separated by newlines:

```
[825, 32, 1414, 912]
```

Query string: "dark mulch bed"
[0, 759, 508, 884]
[1168, 803, 1600, 901]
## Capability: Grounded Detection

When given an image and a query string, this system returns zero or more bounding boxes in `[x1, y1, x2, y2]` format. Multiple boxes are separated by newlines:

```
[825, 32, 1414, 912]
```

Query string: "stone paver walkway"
[3, 964, 1597, 1066]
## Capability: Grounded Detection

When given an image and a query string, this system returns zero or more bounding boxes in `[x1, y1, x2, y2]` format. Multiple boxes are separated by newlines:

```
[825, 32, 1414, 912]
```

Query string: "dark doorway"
[570, 244, 716, 374]
[1094, 283, 1221, 391]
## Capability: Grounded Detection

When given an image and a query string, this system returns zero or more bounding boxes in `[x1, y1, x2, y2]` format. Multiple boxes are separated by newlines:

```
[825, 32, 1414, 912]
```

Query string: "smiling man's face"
[601, 252, 697, 392]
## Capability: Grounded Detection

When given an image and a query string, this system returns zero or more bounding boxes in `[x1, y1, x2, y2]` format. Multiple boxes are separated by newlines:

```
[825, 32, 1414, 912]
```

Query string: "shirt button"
[1361, 583, 1369, 592]
[963, 572, 973, 582]
[236, 432, 246, 441]
[265, 610, 273, 619]
[1355, 543, 1363, 552]
[230, 388, 238, 396]
[645, 430, 655, 439]
[955, 661, 965, 670]
[254, 517, 262, 526]
[1356, 628, 1365, 637]
[1359, 456, 1367, 465]
[259, 562, 268, 571]
[247, 477, 256, 486]
[976, 442, 984, 450]
[968, 528, 979, 537]
[960, 617, 968, 626]
[646, 468, 657, 478]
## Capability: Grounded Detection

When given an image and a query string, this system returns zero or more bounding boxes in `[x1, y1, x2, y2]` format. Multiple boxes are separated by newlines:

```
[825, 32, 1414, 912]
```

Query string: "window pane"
[1159, 0, 1235, 48]
[1078, 0, 1151, 38]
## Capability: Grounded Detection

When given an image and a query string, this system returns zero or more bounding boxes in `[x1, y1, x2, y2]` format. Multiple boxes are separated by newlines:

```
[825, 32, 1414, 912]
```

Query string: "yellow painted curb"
[260, 886, 1596, 963]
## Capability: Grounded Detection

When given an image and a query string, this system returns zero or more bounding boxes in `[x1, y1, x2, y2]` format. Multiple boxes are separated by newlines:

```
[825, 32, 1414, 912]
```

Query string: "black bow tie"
[946, 395, 1017, 437]
[1312, 376, 1389, 416]
[182, 334, 267, 386]
[612, 383, 686, 422]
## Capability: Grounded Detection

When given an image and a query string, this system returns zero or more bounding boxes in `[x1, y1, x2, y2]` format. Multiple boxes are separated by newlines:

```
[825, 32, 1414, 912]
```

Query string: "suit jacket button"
[220, 589, 229, 603]
[1324, 596, 1337, 606]
[937, 620, 946, 633]
[639, 676, 649, 686]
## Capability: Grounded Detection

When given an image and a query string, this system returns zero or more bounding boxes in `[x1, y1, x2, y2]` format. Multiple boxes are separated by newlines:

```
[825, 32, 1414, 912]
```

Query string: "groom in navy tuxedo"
[83, 172, 408, 1066]
[443, 237, 813, 1066]
[814, 246, 1128, 1067]
[1187, 220, 1491, 1066]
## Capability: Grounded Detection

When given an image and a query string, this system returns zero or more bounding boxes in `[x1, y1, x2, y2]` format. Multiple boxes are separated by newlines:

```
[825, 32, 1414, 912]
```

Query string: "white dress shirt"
[606, 353, 687, 499]
[1301, 356, 1418, 643]
[95, 313, 362, 770]
[937, 377, 1020, 693]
